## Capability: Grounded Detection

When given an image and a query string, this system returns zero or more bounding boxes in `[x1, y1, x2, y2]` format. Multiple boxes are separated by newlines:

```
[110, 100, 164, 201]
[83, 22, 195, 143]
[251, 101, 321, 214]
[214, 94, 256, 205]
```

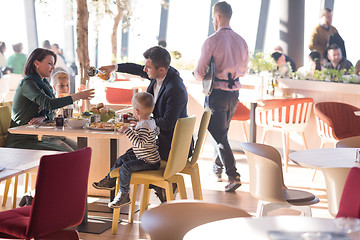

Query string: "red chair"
[255, 98, 313, 171]
[232, 102, 250, 142]
[314, 102, 360, 148]
[336, 167, 360, 219]
[0, 147, 92, 239]
[105, 87, 133, 104]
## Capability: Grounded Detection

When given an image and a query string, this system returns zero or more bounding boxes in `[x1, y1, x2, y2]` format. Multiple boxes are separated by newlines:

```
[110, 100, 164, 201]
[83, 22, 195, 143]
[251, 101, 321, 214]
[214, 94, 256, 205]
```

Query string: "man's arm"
[194, 39, 213, 81]
[117, 63, 149, 79]
[308, 27, 322, 52]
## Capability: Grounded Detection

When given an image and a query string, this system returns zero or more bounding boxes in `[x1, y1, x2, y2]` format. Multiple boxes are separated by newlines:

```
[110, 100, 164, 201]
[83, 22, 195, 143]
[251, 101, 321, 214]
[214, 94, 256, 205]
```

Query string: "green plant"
[248, 52, 277, 74]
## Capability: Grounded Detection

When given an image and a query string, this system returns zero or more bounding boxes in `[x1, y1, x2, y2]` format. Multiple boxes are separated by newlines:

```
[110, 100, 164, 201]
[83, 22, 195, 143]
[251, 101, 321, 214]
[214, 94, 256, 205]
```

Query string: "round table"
[184, 216, 358, 239]
[289, 148, 360, 169]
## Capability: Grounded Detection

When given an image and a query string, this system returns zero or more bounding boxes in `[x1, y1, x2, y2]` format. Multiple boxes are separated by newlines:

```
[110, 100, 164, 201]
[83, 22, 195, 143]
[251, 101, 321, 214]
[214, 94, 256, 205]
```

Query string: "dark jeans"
[108, 148, 160, 193]
[205, 89, 240, 180]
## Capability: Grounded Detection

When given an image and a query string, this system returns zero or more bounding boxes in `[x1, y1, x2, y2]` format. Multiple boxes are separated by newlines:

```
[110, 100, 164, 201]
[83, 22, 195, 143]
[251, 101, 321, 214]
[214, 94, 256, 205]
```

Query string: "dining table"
[183, 215, 359, 239]
[289, 148, 360, 169]
[7, 123, 130, 234]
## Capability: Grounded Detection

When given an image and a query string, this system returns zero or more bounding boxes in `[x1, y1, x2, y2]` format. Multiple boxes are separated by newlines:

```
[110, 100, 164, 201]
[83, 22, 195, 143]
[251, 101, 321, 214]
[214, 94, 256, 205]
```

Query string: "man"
[323, 44, 352, 72]
[93, 46, 190, 202]
[308, 8, 338, 59]
[194, 1, 248, 192]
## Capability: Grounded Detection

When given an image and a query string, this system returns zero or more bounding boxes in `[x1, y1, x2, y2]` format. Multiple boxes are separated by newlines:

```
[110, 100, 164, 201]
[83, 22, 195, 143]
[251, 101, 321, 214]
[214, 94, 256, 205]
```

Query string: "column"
[279, 0, 305, 69]
[158, 0, 170, 44]
[207, 0, 218, 36]
[254, 0, 270, 52]
[23, 0, 38, 52]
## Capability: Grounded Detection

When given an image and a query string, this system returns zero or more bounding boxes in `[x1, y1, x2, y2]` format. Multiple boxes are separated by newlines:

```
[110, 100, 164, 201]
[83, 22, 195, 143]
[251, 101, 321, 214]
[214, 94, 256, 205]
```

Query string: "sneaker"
[92, 177, 116, 190]
[225, 177, 241, 192]
[19, 195, 33, 207]
[108, 192, 131, 208]
[150, 184, 178, 203]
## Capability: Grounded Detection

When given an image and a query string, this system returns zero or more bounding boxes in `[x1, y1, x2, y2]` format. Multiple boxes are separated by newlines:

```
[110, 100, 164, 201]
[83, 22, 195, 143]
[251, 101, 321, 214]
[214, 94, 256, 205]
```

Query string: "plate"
[87, 126, 115, 131]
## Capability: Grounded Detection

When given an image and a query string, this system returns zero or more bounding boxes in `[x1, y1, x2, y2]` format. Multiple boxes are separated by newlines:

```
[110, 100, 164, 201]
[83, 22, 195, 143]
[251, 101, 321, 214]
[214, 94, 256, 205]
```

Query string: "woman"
[296, 51, 322, 79]
[5, 48, 94, 151]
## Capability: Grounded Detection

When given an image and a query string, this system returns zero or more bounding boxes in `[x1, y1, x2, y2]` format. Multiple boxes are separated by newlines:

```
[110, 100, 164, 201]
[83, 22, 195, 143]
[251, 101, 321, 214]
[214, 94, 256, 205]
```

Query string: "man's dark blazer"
[117, 63, 190, 160]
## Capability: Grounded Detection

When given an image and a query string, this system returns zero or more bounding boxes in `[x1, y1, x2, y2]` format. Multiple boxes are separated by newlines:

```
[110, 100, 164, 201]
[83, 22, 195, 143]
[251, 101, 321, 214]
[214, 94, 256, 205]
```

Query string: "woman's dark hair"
[271, 52, 283, 63]
[0, 42, 6, 54]
[24, 48, 57, 75]
[309, 51, 322, 71]
[143, 46, 171, 69]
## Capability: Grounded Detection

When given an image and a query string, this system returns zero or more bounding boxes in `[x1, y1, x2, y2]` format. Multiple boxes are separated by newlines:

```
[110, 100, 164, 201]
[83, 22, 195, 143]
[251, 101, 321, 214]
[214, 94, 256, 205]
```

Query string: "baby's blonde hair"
[51, 71, 70, 87]
[132, 92, 155, 117]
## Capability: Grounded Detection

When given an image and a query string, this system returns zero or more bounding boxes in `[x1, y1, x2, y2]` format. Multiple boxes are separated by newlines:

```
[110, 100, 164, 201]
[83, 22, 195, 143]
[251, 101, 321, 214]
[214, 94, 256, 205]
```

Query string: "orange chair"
[0, 147, 92, 239]
[314, 102, 360, 148]
[105, 87, 133, 105]
[255, 98, 313, 171]
[232, 101, 250, 142]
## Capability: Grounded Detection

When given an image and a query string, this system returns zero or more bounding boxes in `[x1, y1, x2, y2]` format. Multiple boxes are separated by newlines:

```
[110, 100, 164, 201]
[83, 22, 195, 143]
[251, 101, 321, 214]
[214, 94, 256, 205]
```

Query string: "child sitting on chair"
[106, 92, 161, 208]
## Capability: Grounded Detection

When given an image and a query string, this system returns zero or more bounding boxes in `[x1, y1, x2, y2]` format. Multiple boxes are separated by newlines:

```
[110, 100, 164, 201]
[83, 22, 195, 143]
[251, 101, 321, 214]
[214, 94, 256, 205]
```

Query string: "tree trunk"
[76, 0, 90, 85]
[111, 0, 123, 64]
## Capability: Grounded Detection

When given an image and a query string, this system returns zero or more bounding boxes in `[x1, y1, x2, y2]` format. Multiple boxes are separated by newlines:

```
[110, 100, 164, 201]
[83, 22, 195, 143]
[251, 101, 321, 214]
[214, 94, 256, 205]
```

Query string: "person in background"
[323, 43, 352, 73]
[296, 51, 322, 79]
[0, 42, 7, 68]
[107, 92, 161, 208]
[51, 43, 67, 72]
[42, 40, 51, 50]
[194, 1, 247, 192]
[274, 45, 296, 72]
[92, 46, 190, 202]
[308, 8, 338, 59]
[271, 52, 290, 77]
[6, 43, 27, 75]
[158, 40, 167, 48]
[355, 60, 360, 76]
[5, 48, 94, 151]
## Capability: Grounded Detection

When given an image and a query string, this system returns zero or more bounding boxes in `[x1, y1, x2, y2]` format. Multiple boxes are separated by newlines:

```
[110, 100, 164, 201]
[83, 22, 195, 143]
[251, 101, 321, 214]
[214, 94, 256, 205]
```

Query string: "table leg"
[73, 137, 113, 234]
[249, 102, 257, 143]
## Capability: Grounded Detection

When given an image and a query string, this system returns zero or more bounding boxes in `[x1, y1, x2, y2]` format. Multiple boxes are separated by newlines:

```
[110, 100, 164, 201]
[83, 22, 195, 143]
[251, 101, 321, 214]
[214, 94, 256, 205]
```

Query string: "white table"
[184, 216, 358, 239]
[8, 124, 129, 234]
[289, 148, 360, 169]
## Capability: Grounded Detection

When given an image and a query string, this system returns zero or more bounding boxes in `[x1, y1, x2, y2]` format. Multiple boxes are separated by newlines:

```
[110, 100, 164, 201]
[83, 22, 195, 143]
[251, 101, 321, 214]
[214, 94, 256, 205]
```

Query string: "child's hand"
[118, 125, 128, 133]
[28, 116, 45, 125]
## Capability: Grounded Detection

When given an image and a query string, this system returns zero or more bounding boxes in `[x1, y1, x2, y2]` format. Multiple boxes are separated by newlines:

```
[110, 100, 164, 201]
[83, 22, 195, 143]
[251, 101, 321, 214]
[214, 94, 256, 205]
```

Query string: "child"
[40, 71, 79, 151]
[106, 92, 161, 208]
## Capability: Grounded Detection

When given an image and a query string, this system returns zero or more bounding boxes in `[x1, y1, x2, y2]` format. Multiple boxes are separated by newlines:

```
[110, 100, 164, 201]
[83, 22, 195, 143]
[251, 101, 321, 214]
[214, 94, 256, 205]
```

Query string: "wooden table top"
[8, 124, 127, 139]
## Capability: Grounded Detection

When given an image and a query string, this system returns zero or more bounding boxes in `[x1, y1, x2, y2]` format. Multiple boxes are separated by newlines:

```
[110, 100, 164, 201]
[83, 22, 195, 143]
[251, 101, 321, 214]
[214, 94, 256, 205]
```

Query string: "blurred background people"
[297, 51, 322, 79]
[0, 41, 7, 68]
[42, 40, 51, 49]
[274, 45, 296, 72]
[6, 43, 27, 75]
[271, 52, 290, 77]
[323, 43, 352, 73]
[308, 8, 338, 59]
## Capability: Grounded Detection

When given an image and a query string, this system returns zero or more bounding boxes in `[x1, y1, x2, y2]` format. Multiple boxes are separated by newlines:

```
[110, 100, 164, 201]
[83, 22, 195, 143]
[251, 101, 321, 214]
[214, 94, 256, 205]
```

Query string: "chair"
[0, 147, 92, 239]
[179, 107, 211, 200]
[336, 167, 360, 219]
[255, 98, 313, 171]
[140, 200, 251, 240]
[314, 102, 360, 148]
[240, 142, 319, 217]
[232, 101, 250, 142]
[336, 136, 360, 148]
[110, 116, 196, 234]
[321, 167, 351, 217]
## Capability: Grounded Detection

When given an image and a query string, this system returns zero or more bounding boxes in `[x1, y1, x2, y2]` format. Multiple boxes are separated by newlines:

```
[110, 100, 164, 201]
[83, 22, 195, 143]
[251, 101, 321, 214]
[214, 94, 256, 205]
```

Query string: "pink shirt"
[194, 26, 249, 91]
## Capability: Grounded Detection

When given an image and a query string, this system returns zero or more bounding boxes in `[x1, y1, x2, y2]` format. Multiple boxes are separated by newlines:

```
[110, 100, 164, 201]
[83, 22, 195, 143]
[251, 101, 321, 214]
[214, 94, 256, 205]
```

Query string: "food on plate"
[96, 103, 104, 109]
[88, 122, 126, 130]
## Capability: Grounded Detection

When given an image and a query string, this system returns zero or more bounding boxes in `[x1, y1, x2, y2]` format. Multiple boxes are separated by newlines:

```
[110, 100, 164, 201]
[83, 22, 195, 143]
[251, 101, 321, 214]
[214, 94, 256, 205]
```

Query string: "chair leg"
[241, 121, 248, 142]
[190, 164, 203, 200]
[260, 129, 268, 144]
[282, 132, 290, 172]
[139, 184, 150, 217]
[25, 173, 30, 193]
[112, 178, 121, 235]
[301, 132, 308, 150]
[2, 178, 11, 206]
[128, 184, 136, 223]
[12, 176, 18, 209]
[164, 182, 175, 201]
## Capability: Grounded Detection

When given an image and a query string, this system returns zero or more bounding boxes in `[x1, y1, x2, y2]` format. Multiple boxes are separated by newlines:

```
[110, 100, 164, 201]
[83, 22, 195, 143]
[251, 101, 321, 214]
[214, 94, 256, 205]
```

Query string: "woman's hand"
[28, 116, 45, 125]
[71, 88, 95, 102]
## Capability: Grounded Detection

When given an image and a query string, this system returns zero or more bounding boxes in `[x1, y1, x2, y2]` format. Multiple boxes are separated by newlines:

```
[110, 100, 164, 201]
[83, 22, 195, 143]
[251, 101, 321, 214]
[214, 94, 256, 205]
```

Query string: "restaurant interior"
[1, 0, 360, 239]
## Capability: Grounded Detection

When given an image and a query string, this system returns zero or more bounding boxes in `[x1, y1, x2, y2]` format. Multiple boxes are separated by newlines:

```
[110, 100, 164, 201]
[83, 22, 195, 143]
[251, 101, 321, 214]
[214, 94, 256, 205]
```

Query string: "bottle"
[87, 66, 116, 83]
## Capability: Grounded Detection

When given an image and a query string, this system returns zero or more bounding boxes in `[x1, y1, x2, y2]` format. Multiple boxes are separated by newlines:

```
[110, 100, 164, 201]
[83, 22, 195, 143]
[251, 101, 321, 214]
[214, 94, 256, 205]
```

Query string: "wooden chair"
[255, 98, 313, 172]
[0, 147, 92, 239]
[240, 142, 319, 217]
[179, 107, 211, 200]
[110, 116, 196, 234]
[140, 200, 251, 240]
[321, 167, 351, 217]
